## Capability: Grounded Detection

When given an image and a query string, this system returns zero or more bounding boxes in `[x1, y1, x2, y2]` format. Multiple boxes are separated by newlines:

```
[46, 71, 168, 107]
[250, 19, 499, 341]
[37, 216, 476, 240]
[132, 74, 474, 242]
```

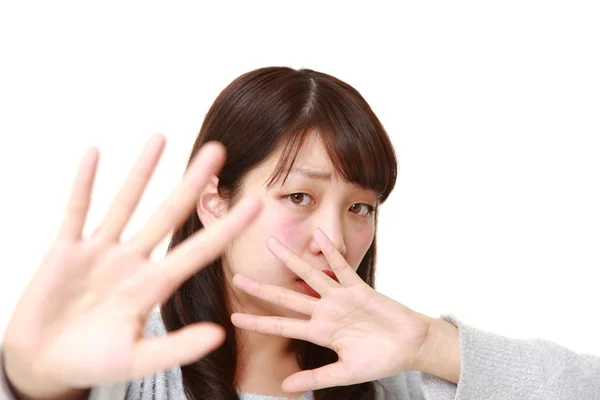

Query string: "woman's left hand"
[230, 229, 437, 393]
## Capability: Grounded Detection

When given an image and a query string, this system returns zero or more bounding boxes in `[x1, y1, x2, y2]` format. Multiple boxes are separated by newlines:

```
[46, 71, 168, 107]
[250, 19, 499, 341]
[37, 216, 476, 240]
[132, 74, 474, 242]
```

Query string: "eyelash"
[283, 193, 376, 216]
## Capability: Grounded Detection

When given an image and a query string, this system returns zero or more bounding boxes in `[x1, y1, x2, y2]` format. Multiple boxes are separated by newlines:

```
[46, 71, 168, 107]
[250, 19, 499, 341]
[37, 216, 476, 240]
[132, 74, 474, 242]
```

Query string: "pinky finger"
[58, 148, 99, 240]
[282, 361, 349, 393]
[128, 322, 225, 379]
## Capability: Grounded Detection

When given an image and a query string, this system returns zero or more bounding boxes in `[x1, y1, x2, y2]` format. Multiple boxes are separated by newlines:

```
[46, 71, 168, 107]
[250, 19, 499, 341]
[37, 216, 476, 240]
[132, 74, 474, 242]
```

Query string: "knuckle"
[276, 290, 288, 307]
[274, 318, 283, 336]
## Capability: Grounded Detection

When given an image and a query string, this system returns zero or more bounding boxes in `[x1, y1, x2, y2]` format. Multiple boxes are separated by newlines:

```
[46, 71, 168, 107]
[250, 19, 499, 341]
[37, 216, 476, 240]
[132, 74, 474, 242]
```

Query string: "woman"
[2, 67, 599, 400]
[159, 65, 404, 400]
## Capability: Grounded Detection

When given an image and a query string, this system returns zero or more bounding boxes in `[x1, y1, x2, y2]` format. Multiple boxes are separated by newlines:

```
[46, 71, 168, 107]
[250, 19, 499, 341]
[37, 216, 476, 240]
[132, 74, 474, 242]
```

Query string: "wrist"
[414, 317, 461, 383]
[3, 349, 88, 400]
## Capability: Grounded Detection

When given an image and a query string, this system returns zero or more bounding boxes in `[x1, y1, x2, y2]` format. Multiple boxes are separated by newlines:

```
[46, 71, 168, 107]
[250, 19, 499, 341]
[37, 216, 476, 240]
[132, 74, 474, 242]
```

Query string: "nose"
[310, 213, 347, 256]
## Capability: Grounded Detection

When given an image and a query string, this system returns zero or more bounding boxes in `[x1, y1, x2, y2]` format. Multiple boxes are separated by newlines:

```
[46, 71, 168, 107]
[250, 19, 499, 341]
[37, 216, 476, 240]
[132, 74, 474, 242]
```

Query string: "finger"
[129, 322, 225, 379]
[266, 237, 338, 296]
[230, 313, 311, 341]
[95, 134, 166, 240]
[58, 147, 99, 240]
[128, 142, 226, 255]
[136, 196, 262, 311]
[282, 362, 350, 392]
[232, 274, 317, 316]
[313, 229, 363, 287]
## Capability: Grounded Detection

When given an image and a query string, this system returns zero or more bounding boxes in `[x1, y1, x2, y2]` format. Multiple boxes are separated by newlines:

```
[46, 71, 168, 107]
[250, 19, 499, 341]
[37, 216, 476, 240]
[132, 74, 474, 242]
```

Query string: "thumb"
[130, 323, 225, 379]
[282, 361, 350, 393]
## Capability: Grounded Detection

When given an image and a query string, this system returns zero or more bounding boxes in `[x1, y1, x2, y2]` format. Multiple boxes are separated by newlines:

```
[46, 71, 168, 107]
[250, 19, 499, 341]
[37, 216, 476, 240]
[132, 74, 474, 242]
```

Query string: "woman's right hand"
[2, 134, 262, 400]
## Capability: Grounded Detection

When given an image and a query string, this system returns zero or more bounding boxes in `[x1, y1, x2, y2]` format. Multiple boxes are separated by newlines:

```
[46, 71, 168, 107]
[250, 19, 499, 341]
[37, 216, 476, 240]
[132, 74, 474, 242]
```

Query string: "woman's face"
[218, 132, 378, 318]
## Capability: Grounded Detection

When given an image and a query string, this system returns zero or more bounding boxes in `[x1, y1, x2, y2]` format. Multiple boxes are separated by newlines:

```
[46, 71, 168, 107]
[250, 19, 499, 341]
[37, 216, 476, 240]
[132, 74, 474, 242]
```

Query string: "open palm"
[3, 135, 262, 398]
[230, 229, 431, 393]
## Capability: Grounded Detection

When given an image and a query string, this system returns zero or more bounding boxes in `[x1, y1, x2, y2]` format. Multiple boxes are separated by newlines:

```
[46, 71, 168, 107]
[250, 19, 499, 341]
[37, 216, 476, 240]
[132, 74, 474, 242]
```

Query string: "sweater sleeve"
[419, 315, 600, 400]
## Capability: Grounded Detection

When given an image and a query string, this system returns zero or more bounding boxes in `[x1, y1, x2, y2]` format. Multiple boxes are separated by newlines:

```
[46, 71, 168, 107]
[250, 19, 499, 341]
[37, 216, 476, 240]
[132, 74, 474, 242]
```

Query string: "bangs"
[265, 84, 397, 204]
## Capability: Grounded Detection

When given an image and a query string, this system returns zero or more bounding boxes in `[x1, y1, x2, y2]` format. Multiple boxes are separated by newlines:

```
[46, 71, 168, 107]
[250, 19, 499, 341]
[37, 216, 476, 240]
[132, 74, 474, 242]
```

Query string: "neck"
[234, 317, 308, 398]
[235, 327, 299, 385]
[225, 275, 306, 397]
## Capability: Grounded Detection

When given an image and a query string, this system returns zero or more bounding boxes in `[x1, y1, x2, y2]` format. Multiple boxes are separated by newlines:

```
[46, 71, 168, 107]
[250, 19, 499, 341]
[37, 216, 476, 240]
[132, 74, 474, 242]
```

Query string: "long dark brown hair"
[161, 66, 398, 400]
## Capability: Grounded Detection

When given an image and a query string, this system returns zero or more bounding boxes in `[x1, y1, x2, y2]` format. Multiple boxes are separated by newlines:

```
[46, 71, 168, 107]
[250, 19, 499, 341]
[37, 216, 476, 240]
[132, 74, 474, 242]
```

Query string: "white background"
[1, 1, 599, 356]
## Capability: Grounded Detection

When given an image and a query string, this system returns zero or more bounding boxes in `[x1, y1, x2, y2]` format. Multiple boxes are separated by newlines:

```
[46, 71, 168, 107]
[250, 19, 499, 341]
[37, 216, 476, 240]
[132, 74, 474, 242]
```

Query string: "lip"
[294, 270, 339, 298]
[295, 280, 321, 298]
[321, 270, 339, 282]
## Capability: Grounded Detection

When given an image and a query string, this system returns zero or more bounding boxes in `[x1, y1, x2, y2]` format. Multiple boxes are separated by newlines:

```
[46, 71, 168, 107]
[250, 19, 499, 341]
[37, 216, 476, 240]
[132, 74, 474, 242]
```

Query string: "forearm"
[419, 315, 600, 400]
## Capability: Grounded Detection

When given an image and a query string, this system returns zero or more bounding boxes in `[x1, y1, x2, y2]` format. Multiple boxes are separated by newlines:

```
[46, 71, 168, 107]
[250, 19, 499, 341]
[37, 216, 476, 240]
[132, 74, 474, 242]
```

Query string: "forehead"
[240, 133, 378, 202]
[241, 131, 334, 186]
[288, 132, 331, 169]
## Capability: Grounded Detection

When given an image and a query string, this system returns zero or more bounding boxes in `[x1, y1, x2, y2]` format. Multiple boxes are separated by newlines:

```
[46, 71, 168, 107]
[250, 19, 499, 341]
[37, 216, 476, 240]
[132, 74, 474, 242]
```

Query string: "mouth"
[321, 270, 339, 282]
[295, 280, 321, 298]
[294, 270, 339, 298]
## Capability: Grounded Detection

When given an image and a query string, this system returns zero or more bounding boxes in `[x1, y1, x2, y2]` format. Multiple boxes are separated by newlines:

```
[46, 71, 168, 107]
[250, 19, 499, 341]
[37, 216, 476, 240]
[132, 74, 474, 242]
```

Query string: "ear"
[197, 175, 227, 227]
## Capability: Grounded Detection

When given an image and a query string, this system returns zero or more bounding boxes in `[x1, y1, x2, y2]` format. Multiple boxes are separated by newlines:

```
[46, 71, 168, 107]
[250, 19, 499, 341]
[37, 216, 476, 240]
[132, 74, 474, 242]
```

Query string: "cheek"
[346, 224, 375, 267]
[274, 214, 310, 249]
[235, 210, 309, 281]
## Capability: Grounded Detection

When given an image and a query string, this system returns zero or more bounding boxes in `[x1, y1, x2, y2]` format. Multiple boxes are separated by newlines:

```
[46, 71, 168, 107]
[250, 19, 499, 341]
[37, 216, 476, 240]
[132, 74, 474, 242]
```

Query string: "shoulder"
[375, 371, 425, 400]
[376, 370, 458, 400]
[144, 309, 168, 337]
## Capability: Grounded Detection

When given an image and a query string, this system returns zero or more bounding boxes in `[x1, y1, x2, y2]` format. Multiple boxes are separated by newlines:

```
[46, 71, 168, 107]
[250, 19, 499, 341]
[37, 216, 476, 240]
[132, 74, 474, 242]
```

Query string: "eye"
[286, 193, 314, 206]
[349, 203, 375, 216]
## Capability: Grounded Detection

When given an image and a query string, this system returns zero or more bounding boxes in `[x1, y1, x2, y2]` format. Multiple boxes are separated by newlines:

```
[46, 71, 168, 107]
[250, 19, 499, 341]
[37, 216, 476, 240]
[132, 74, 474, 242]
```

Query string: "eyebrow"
[283, 166, 378, 200]
[288, 167, 333, 180]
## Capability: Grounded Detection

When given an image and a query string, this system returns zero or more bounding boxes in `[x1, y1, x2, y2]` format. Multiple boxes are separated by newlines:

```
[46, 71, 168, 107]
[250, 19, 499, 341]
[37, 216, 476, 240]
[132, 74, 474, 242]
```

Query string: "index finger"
[313, 229, 363, 287]
[136, 196, 263, 312]
[127, 142, 225, 255]
[265, 237, 338, 296]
